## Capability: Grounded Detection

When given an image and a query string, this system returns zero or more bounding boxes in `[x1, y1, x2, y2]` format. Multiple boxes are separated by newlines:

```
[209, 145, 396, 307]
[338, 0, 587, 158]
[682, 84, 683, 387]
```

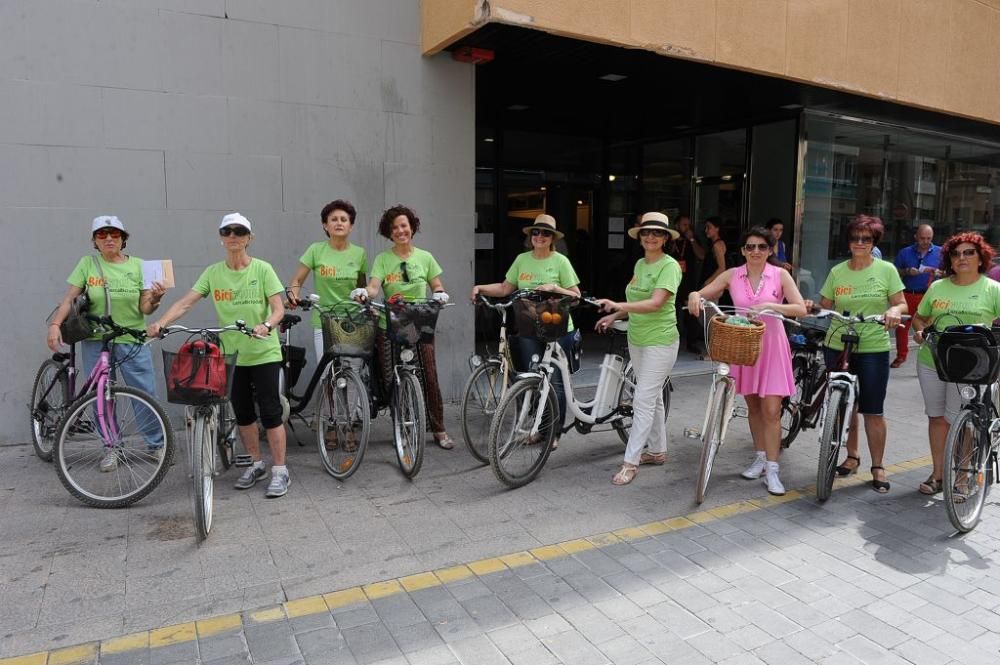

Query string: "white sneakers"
[741, 451, 766, 479]
[742, 452, 785, 496]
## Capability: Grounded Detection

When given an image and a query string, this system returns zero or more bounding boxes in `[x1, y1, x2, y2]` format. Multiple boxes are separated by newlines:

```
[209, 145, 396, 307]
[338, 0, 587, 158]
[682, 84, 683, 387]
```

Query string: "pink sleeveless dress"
[728, 263, 795, 397]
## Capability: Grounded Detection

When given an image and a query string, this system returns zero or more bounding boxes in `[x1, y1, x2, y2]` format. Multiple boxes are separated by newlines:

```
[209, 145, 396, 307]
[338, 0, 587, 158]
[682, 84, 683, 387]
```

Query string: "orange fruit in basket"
[540, 311, 553, 324]
[551, 312, 563, 325]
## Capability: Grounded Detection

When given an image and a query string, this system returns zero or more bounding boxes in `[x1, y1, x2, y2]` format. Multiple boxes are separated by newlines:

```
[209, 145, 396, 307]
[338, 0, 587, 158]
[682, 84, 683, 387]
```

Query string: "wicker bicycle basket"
[707, 315, 766, 366]
[927, 325, 1000, 386]
[387, 301, 441, 346]
[321, 305, 376, 358]
[162, 346, 237, 406]
[513, 297, 573, 343]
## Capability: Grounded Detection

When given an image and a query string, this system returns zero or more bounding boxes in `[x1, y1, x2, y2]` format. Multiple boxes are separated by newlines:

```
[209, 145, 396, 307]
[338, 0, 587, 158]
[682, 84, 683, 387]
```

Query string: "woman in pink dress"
[687, 227, 807, 495]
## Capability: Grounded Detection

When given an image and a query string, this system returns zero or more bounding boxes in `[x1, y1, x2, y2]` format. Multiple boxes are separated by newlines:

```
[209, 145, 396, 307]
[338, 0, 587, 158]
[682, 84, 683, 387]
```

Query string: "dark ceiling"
[452, 23, 1000, 148]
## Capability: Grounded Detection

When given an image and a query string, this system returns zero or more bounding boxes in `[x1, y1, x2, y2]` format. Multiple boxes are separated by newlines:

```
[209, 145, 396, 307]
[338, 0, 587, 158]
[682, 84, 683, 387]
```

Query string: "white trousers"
[623, 341, 679, 465]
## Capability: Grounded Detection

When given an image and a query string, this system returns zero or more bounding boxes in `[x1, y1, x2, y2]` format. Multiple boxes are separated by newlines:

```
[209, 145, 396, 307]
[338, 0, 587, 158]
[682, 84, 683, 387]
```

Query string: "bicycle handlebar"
[809, 309, 910, 326]
[158, 321, 258, 339]
[85, 314, 149, 342]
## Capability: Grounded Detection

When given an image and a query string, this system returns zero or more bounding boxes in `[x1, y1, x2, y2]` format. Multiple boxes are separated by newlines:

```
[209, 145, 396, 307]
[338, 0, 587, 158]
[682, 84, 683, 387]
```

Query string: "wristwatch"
[262, 321, 273, 332]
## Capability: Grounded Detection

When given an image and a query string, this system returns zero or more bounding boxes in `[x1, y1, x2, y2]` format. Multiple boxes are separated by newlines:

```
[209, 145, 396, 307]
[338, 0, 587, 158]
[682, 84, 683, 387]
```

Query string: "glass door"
[692, 130, 748, 265]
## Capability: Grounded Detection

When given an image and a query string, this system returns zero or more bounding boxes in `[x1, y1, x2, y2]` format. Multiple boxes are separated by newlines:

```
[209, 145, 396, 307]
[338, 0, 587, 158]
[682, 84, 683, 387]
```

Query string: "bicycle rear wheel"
[393, 370, 426, 478]
[816, 386, 847, 503]
[54, 386, 174, 508]
[614, 364, 671, 445]
[780, 355, 808, 448]
[460, 359, 508, 464]
[215, 400, 237, 470]
[191, 412, 215, 539]
[488, 377, 558, 489]
[944, 410, 988, 533]
[30, 359, 69, 462]
[316, 367, 371, 480]
[695, 379, 730, 504]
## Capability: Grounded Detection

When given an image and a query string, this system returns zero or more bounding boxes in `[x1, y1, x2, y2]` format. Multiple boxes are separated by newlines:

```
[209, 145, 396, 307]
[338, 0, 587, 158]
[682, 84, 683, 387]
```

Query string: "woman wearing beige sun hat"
[471, 213, 581, 448]
[595, 212, 682, 485]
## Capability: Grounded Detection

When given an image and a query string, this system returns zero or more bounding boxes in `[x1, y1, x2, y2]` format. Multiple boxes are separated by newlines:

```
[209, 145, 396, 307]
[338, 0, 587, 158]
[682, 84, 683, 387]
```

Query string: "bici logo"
[213, 289, 235, 302]
[931, 298, 951, 311]
[319, 265, 337, 277]
[834, 286, 853, 297]
[87, 276, 106, 287]
[519, 272, 534, 283]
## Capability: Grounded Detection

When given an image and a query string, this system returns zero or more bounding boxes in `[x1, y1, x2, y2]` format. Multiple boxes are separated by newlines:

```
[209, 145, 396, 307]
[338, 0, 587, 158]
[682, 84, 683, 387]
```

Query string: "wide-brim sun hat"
[219, 212, 252, 232]
[628, 211, 680, 240]
[521, 213, 565, 240]
[91, 215, 126, 234]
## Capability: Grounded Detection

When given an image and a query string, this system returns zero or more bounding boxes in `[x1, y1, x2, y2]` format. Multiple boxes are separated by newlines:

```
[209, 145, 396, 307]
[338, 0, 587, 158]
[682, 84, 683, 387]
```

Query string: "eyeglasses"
[530, 229, 554, 237]
[743, 243, 770, 252]
[950, 248, 978, 258]
[94, 229, 122, 240]
[400, 261, 410, 283]
[219, 226, 250, 237]
[848, 235, 873, 245]
[639, 229, 667, 238]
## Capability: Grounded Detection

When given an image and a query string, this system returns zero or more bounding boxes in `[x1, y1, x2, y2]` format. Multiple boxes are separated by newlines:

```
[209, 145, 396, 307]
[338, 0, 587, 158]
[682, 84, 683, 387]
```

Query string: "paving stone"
[447, 635, 510, 665]
[150, 642, 199, 665]
[295, 626, 354, 665]
[459, 594, 518, 632]
[371, 594, 426, 630]
[687, 629, 744, 662]
[542, 629, 610, 665]
[597, 634, 655, 665]
[388, 622, 444, 654]
[341, 623, 403, 665]
[560, 604, 625, 645]
[198, 634, 249, 662]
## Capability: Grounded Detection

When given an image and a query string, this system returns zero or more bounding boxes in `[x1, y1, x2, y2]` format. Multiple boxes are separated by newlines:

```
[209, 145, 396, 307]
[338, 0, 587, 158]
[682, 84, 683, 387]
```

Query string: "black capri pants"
[230, 361, 283, 429]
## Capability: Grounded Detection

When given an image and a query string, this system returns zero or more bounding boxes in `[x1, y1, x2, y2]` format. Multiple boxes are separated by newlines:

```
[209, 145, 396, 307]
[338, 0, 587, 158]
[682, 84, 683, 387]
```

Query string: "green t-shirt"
[192, 258, 284, 366]
[299, 241, 368, 328]
[67, 255, 146, 343]
[625, 255, 682, 347]
[916, 275, 1000, 368]
[819, 259, 905, 353]
[504, 251, 580, 333]
[371, 248, 442, 301]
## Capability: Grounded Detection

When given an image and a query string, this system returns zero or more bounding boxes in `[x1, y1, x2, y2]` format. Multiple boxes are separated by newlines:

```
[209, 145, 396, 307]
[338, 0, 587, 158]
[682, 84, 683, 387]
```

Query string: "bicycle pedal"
[683, 427, 701, 439]
[234, 454, 254, 467]
[733, 406, 749, 418]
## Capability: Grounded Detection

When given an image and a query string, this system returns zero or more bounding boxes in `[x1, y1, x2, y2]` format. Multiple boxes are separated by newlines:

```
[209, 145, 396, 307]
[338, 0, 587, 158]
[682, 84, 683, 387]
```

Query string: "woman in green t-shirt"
[811, 215, 906, 493]
[359, 205, 454, 449]
[149, 214, 292, 498]
[911, 232, 1000, 495]
[286, 199, 369, 362]
[47, 216, 168, 462]
[594, 212, 682, 485]
[471, 214, 582, 446]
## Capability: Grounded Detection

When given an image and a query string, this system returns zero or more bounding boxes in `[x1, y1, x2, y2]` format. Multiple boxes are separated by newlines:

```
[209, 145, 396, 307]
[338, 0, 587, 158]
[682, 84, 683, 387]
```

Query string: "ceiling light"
[577, 200, 584, 205]
[608, 175, 616, 182]
[599, 73, 627, 82]
[483, 137, 494, 142]
[540, 186, 546, 191]
[779, 104, 803, 110]
[507, 104, 529, 111]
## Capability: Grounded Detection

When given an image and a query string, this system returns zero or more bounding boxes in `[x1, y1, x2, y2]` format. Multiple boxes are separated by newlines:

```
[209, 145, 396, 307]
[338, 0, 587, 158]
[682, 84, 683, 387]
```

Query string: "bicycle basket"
[387, 301, 440, 346]
[162, 342, 237, 405]
[321, 305, 376, 358]
[707, 315, 765, 366]
[927, 325, 1000, 385]
[513, 297, 573, 343]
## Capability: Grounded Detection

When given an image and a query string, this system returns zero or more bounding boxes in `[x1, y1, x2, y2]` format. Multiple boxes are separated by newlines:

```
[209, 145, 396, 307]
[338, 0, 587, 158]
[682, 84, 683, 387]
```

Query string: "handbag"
[165, 340, 231, 404]
[57, 256, 112, 344]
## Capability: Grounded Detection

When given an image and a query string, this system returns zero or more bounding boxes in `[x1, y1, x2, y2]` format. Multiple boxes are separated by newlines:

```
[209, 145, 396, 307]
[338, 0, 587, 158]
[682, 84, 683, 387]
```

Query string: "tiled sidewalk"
[8, 461, 1000, 665]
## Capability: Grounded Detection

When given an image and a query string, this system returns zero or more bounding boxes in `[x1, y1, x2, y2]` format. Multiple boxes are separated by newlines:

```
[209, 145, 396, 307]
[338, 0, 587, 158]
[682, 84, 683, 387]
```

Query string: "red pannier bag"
[165, 340, 231, 405]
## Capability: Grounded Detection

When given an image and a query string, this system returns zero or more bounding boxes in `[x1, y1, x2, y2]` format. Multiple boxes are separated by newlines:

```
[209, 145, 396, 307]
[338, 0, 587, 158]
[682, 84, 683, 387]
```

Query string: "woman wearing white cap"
[595, 212, 682, 485]
[471, 213, 581, 447]
[47, 216, 167, 464]
[149, 213, 292, 498]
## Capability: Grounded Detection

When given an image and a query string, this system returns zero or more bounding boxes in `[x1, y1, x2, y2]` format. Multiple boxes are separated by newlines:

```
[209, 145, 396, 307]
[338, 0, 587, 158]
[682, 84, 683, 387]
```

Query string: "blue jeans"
[509, 331, 580, 435]
[80, 341, 164, 447]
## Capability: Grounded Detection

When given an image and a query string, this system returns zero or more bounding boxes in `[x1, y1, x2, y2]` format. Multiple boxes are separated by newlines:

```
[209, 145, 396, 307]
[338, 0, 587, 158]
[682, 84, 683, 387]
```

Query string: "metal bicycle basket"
[387, 301, 441, 346]
[162, 341, 237, 406]
[321, 303, 376, 358]
[927, 324, 1000, 386]
[513, 297, 573, 343]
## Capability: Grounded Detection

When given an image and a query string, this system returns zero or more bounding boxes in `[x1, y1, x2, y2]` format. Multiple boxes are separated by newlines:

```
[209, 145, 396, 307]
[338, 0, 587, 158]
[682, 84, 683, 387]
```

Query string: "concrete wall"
[1, 0, 475, 444]
[423, 0, 1000, 126]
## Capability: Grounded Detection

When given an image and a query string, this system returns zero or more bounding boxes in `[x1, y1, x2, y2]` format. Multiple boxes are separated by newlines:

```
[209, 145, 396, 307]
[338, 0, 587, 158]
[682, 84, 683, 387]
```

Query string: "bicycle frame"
[469, 299, 515, 395]
[699, 370, 738, 445]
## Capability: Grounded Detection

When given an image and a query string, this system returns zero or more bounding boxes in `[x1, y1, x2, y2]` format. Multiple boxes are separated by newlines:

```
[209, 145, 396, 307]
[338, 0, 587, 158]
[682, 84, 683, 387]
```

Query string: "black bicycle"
[779, 319, 829, 448]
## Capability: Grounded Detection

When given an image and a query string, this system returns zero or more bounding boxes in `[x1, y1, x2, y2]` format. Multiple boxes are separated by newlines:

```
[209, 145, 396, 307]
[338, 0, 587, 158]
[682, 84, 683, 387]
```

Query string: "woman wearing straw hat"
[471, 213, 581, 448]
[594, 212, 682, 485]
[687, 226, 807, 496]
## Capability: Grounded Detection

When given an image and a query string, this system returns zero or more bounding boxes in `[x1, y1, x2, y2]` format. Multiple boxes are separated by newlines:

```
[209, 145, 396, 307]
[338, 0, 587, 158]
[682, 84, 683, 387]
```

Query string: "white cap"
[91, 215, 126, 233]
[219, 212, 252, 232]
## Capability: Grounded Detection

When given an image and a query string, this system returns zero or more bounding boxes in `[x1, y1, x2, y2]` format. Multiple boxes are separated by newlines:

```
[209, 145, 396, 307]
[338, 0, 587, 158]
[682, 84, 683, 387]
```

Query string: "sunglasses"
[639, 229, 667, 238]
[950, 248, 978, 258]
[219, 226, 250, 237]
[400, 261, 410, 283]
[530, 229, 554, 237]
[743, 242, 770, 252]
[848, 235, 873, 244]
[94, 229, 123, 240]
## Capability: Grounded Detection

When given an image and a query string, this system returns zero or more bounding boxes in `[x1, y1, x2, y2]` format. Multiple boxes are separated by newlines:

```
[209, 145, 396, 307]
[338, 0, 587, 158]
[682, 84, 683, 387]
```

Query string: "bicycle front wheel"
[191, 412, 215, 539]
[54, 386, 174, 508]
[393, 370, 426, 479]
[614, 364, 671, 445]
[695, 379, 730, 504]
[460, 359, 508, 464]
[944, 410, 988, 533]
[30, 359, 69, 462]
[316, 367, 371, 480]
[488, 377, 558, 489]
[816, 386, 847, 503]
[215, 400, 237, 470]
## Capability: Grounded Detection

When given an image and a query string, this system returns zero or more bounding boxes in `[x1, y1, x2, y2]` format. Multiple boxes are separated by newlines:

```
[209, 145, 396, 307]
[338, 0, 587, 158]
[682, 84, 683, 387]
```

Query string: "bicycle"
[29, 344, 79, 462]
[779, 319, 829, 448]
[280, 296, 376, 480]
[924, 324, 1000, 532]
[158, 322, 253, 538]
[486, 293, 671, 489]
[52, 315, 175, 508]
[810, 309, 907, 502]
